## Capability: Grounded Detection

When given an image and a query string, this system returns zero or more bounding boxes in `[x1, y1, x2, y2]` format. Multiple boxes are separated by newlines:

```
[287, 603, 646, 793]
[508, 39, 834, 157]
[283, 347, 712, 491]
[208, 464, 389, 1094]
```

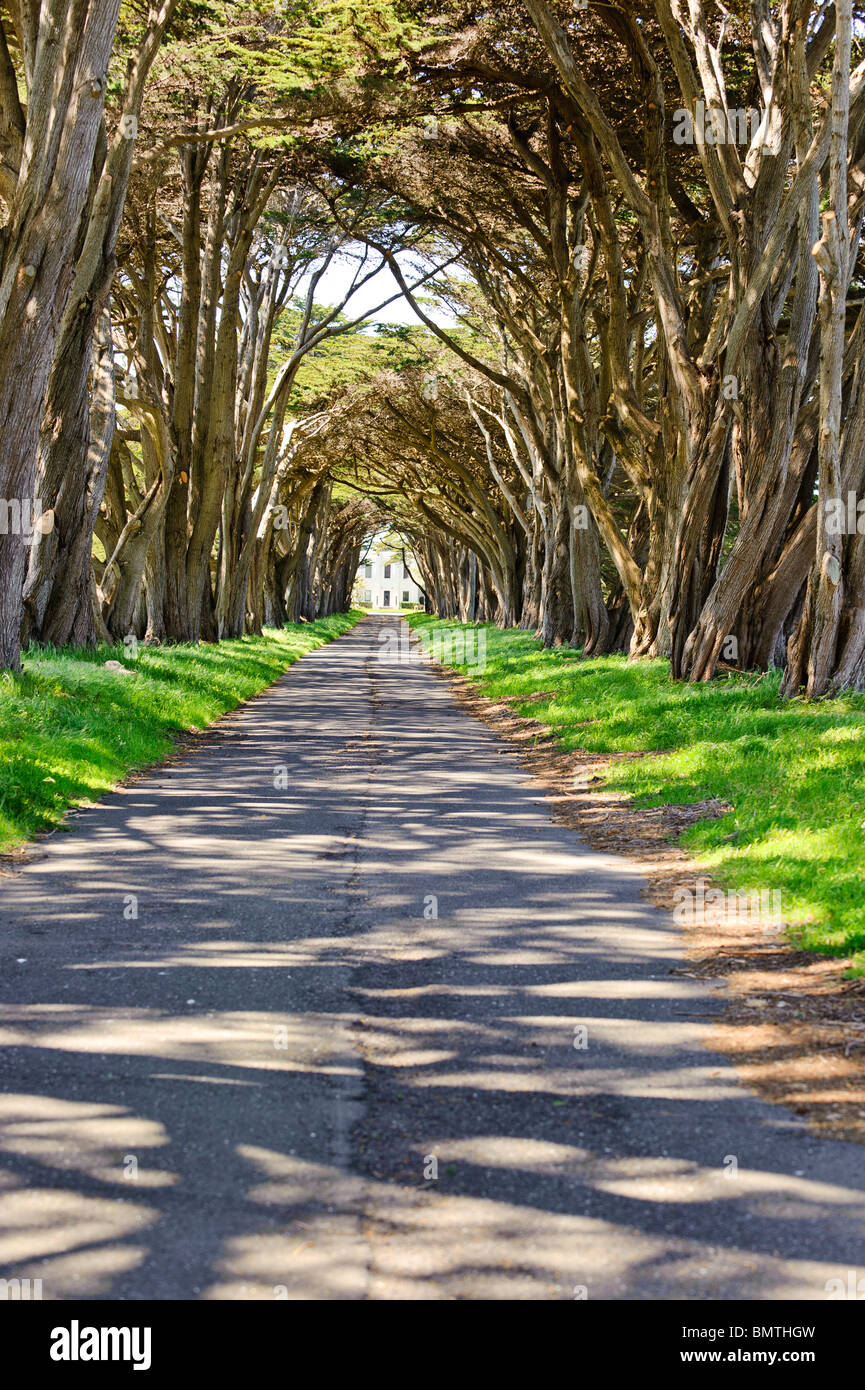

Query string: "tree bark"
[0, 0, 122, 668]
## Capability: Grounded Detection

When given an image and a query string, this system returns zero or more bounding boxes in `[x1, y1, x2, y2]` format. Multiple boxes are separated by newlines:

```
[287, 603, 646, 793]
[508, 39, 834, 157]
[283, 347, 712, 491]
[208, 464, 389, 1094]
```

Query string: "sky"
[302, 249, 459, 329]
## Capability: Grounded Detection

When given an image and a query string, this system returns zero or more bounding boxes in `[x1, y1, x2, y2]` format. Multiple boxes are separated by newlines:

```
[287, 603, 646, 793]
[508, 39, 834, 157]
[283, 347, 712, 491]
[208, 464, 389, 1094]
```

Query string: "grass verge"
[0, 611, 362, 854]
[407, 613, 865, 970]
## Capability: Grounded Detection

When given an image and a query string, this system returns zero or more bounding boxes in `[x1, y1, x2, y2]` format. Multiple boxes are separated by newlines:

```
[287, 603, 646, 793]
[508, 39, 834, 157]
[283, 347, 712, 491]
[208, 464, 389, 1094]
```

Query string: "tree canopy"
[1, 1, 864, 698]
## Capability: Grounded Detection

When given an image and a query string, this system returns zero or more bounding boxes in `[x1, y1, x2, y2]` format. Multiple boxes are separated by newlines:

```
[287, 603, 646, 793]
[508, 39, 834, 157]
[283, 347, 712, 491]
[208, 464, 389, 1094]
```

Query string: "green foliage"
[280, 317, 437, 407]
[408, 615, 865, 970]
[0, 614, 362, 854]
[140, 0, 426, 137]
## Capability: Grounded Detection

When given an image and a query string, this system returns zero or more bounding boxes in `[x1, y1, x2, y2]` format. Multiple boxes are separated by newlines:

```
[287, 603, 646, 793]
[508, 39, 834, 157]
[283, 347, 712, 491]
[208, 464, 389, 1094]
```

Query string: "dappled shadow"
[0, 617, 353, 850]
[415, 617, 865, 957]
[0, 617, 864, 1299]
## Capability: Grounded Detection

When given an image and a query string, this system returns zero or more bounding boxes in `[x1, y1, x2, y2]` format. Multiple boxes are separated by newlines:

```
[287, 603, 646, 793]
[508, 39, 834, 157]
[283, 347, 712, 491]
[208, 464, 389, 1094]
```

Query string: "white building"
[355, 551, 424, 609]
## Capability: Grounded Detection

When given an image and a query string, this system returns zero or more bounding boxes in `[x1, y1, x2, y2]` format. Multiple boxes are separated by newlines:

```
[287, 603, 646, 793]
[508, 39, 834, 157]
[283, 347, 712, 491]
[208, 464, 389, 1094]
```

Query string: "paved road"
[0, 614, 864, 1300]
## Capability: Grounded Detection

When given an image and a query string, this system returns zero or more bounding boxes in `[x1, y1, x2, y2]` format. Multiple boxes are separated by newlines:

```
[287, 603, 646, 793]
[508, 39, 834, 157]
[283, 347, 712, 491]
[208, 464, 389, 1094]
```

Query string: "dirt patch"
[434, 661, 865, 1148]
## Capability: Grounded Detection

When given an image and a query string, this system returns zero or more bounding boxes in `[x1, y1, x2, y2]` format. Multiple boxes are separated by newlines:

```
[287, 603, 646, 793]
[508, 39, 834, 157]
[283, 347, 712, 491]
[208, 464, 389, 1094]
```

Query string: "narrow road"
[1, 615, 863, 1300]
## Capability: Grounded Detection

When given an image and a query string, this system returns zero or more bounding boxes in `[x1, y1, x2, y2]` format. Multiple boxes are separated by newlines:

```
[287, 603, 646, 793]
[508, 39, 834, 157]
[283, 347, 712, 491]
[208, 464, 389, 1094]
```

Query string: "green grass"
[407, 613, 865, 970]
[0, 612, 362, 854]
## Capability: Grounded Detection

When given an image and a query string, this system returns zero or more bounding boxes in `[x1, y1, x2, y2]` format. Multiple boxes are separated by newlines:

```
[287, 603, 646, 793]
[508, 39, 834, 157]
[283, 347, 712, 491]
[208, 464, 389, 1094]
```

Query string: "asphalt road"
[1, 614, 864, 1300]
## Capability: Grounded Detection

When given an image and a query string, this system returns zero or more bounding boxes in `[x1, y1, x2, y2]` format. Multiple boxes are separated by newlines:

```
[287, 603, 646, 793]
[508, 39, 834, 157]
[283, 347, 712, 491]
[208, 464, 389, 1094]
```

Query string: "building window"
[362, 590, 372, 604]
[383, 590, 390, 607]
[402, 590, 409, 603]
[364, 563, 372, 578]
[384, 564, 391, 578]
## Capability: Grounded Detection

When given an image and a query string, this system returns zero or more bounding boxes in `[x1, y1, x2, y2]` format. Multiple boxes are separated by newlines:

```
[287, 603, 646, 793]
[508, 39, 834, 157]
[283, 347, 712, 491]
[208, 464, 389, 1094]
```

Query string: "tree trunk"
[0, 0, 122, 668]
